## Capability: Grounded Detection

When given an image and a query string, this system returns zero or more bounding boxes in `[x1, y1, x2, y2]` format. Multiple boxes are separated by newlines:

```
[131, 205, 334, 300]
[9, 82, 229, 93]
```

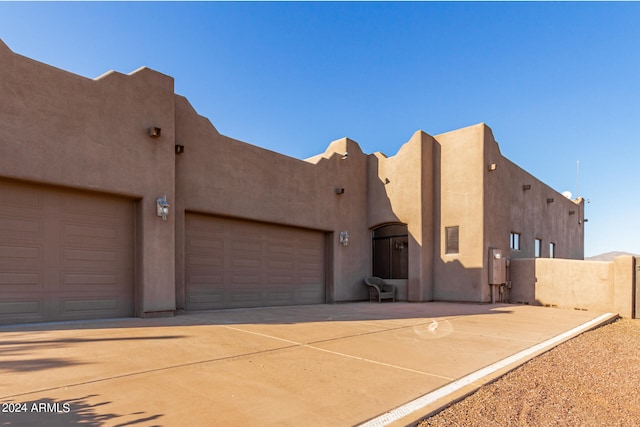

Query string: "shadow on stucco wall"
[365, 153, 413, 301]
[432, 257, 484, 302]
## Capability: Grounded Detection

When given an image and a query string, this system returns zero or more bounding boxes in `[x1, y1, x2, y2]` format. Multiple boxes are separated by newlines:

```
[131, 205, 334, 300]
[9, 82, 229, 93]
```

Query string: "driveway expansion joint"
[0, 343, 299, 400]
[223, 324, 456, 381]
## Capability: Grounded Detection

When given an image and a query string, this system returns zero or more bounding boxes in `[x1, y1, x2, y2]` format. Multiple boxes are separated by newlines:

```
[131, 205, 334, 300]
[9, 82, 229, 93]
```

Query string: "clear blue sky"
[1, 2, 638, 257]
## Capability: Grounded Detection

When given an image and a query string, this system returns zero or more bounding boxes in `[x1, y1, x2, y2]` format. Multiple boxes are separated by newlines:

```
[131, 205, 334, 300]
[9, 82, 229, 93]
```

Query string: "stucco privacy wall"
[0, 40, 176, 315]
[509, 257, 635, 317]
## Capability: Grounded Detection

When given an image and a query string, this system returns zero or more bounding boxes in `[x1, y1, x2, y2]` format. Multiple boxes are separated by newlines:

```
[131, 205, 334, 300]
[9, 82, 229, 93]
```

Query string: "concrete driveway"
[0, 302, 615, 426]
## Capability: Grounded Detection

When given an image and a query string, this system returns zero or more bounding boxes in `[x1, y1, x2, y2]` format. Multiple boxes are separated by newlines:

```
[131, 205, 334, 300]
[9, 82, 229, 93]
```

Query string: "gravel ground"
[418, 318, 640, 427]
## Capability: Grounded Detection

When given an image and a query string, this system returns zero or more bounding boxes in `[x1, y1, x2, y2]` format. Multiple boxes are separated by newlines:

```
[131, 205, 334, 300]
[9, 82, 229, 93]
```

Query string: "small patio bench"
[364, 277, 397, 303]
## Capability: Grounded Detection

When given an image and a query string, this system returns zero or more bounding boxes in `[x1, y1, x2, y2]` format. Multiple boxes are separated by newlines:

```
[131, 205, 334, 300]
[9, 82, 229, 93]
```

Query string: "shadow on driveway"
[0, 302, 515, 332]
[0, 335, 186, 375]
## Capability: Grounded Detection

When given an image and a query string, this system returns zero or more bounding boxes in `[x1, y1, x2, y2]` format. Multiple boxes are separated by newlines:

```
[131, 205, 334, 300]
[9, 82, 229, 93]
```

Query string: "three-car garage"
[0, 180, 328, 325]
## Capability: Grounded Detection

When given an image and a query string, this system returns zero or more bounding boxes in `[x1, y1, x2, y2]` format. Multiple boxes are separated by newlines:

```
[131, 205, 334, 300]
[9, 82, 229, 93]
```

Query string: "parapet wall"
[509, 256, 635, 317]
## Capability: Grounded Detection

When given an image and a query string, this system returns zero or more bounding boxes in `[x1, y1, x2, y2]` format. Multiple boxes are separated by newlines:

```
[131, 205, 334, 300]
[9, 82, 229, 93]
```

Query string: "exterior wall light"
[175, 145, 185, 154]
[342, 152, 349, 160]
[339, 231, 349, 246]
[569, 210, 576, 215]
[149, 127, 162, 138]
[522, 184, 531, 191]
[488, 163, 497, 171]
[335, 187, 345, 194]
[156, 195, 170, 220]
[547, 198, 555, 203]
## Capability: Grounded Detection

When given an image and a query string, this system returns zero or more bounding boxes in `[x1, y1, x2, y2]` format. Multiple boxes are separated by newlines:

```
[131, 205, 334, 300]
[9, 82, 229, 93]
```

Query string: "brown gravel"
[418, 318, 640, 427]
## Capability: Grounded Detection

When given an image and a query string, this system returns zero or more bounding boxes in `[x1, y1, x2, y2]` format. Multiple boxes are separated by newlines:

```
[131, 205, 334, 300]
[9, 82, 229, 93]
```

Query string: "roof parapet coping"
[175, 94, 220, 135]
[0, 38, 12, 55]
[94, 66, 174, 92]
[305, 137, 364, 164]
[94, 69, 123, 81]
[371, 129, 432, 160]
[434, 122, 488, 138]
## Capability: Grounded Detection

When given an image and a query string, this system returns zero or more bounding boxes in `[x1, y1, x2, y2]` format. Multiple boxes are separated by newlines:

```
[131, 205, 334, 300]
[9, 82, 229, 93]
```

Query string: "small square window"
[510, 232, 521, 250]
[535, 238, 542, 258]
[445, 226, 459, 254]
[549, 242, 556, 258]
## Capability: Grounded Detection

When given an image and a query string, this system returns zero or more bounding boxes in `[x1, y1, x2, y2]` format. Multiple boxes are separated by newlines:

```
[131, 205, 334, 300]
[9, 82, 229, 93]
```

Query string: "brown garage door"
[185, 213, 325, 310]
[0, 180, 134, 324]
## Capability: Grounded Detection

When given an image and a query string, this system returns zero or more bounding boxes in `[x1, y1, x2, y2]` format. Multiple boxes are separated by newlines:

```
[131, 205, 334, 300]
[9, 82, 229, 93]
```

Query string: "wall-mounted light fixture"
[522, 184, 531, 191]
[384, 178, 390, 184]
[339, 231, 349, 246]
[156, 195, 170, 220]
[175, 145, 185, 154]
[569, 210, 576, 215]
[149, 127, 162, 138]
[335, 187, 345, 195]
[488, 163, 497, 171]
[342, 152, 349, 160]
[546, 198, 555, 203]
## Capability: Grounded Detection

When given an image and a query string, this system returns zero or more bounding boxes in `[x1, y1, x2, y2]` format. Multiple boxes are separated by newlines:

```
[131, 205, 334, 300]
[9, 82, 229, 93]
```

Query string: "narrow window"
[510, 232, 521, 250]
[535, 238, 542, 258]
[549, 242, 556, 258]
[445, 226, 459, 254]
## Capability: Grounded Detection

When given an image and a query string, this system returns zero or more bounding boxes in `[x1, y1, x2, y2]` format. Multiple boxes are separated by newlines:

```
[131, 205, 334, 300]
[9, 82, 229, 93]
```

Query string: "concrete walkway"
[0, 303, 616, 427]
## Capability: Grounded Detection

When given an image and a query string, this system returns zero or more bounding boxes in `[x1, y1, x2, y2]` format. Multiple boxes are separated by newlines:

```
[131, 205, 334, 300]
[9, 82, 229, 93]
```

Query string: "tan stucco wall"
[0, 41, 176, 315]
[364, 123, 586, 304]
[432, 124, 485, 301]
[613, 256, 635, 317]
[482, 125, 584, 303]
[367, 130, 435, 301]
[174, 96, 371, 305]
[1, 38, 590, 315]
[509, 257, 634, 317]
[483, 126, 584, 262]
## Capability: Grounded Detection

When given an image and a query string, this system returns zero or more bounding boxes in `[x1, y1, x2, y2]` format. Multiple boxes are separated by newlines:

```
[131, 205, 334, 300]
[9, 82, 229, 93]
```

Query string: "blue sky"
[1, 2, 638, 257]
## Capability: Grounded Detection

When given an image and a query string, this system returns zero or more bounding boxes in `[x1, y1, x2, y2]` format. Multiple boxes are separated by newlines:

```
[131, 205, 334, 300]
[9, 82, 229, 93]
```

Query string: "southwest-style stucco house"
[0, 40, 584, 324]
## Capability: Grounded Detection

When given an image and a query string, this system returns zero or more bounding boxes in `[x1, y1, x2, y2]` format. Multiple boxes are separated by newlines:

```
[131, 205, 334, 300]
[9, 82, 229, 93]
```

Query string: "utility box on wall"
[489, 248, 506, 285]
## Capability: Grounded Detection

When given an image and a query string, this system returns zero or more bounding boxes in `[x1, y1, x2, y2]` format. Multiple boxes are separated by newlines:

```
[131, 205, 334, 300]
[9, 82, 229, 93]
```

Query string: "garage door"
[0, 180, 135, 324]
[185, 213, 325, 310]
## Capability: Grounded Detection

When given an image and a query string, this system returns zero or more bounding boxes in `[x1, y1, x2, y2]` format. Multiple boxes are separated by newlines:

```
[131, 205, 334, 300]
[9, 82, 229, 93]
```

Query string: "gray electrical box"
[489, 248, 506, 285]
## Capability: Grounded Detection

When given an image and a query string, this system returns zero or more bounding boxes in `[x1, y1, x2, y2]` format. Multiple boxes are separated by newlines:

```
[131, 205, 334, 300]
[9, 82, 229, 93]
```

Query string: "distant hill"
[586, 251, 639, 261]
